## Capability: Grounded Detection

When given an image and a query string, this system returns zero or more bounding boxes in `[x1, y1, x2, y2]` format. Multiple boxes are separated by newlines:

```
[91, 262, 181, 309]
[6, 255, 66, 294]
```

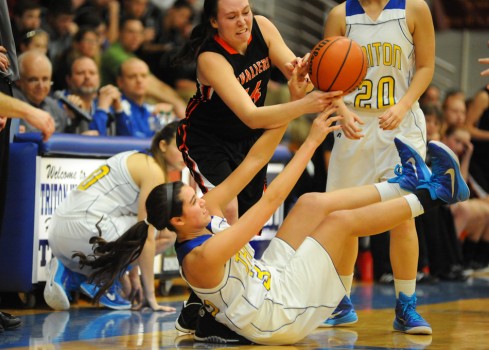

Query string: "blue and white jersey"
[343, 0, 418, 111]
[177, 216, 345, 345]
[179, 216, 273, 330]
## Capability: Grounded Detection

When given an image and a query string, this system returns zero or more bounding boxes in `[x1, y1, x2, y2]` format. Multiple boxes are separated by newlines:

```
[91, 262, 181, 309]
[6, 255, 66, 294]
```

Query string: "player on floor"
[323, 0, 436, 334]
[74, 106, 468, 345]
[44, 122, 185, 311]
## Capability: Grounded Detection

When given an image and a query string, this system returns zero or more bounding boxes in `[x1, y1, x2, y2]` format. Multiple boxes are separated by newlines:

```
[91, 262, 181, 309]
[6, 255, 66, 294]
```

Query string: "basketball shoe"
[320, 295, 358, 327]
[417, 141, 470, 204]
[79, 280, 131, 310]
[393, 292, 432, 335]
[193, 307, 253, 345]
[44, 257, 85, 310]
[175, 292, 203, 334]
[388, 137, 431, 192]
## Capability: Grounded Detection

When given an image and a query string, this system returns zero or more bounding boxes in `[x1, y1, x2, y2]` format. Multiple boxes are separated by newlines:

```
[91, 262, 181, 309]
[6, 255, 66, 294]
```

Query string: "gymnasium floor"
[1, 276, 489, 349]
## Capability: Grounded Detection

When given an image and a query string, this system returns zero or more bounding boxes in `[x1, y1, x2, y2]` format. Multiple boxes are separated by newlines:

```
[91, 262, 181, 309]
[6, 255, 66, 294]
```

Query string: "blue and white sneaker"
[44, 257, 85, 310]
[320, 296, 358, 327]
[393, 292, 432, 335]
[417, 141, 470, 204]
[80, 280, 132, 310]
[388, 137, 432, 192]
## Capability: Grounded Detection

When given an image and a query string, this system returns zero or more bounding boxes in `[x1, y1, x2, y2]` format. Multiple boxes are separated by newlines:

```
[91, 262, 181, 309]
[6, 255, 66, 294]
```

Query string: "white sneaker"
[43, 258, 71, 310]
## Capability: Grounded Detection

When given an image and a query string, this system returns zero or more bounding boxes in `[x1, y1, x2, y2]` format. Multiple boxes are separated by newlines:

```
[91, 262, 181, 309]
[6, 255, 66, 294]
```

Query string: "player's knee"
[296, 192, 330, 212]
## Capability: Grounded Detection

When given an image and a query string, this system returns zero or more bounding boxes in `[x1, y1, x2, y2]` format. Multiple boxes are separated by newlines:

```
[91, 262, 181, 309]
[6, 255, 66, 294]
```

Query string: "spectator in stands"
[73, 12, 110, 52]
[53, 27, 101, 91]
[442, 126, 489, 273]
[100, 17, 187, 118]
[64, 56, 122, 135]
[121, 0, 162, 46]
[419, 84, 441, 108]
[41, 0, 78, 62]
[13, 51, 68, 133]
[18, 28, 49, 55]
[150, 0, 196, 100]
[11, 0, 43, 54]
[154, 0, 193, 49]
[422, 103, 443, 142]
[116, 57, 175, 137]
[441, 90, 466, 134]
[75, 0, 120, 45]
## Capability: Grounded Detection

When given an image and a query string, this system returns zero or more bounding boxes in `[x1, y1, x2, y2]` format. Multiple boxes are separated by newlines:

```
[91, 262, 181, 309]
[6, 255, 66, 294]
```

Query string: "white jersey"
[48, 151, 141, 273]
[326, 0, 426, 191]
[178, 216, 345, 345]
[343, 0, 418, 111]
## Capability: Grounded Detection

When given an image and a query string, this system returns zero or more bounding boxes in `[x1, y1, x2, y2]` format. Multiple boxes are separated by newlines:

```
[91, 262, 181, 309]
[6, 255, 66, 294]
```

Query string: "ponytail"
[72, 220, 149, 303]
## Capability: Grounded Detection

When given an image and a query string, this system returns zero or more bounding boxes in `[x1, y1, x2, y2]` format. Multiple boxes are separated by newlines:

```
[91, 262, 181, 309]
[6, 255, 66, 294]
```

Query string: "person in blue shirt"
[63, 56, 122, 135]
[116, 57, 176, 138]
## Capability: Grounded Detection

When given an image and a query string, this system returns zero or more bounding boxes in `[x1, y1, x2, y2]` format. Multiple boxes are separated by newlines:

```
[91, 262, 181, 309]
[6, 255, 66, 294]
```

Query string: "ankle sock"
[339, 274, 354, 297]
[394, 278, 416, 298]
[375, 182, 409, 201]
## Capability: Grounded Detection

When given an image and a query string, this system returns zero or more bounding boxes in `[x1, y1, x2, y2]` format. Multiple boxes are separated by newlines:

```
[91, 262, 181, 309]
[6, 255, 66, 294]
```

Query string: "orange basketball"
[308, 36, 367, 95]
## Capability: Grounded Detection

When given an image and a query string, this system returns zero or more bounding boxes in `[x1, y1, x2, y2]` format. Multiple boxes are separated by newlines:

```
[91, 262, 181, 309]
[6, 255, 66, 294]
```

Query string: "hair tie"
[144, 218, 150, 226]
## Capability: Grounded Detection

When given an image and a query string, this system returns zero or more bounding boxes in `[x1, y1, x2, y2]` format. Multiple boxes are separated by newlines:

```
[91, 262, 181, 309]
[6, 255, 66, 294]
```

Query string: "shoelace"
[398, 297, 424, 322]
[393, 164, 403, 177]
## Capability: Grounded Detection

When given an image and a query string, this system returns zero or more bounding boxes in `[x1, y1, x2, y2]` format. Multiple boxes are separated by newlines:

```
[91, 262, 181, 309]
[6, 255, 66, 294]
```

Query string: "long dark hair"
[72, 181, 185, 303]
[171, 0, 219, 65]
[150, 121, 179, 174]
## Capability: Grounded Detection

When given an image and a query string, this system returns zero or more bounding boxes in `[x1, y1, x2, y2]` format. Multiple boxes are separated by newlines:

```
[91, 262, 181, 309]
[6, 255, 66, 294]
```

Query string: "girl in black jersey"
[172, 0, 341, 223]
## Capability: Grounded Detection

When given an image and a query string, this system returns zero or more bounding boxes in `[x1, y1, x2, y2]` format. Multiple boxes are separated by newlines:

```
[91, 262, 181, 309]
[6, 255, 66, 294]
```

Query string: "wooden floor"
[1, 275, 489, 349]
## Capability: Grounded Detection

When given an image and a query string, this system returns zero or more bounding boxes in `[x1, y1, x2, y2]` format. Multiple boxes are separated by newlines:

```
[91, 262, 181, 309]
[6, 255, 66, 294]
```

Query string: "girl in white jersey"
[322, 0, 435, 334]
[44, 122, 185, 312]
[74, 102, 469, 345]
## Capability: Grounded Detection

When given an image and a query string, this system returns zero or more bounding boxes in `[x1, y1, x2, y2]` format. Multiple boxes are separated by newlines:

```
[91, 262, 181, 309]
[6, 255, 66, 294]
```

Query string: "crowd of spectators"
[6, 0, 201, 138]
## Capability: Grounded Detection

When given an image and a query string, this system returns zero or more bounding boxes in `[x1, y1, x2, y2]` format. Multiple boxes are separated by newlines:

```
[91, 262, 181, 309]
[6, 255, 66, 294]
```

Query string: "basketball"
[308, 36, 367, 95]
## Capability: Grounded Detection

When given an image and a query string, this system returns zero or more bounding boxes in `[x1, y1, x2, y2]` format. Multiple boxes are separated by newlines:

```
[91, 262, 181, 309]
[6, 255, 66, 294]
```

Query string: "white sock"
[403, 194, 425, 218]
[339, 274, 354, 297]
[394, 278, 416, 298]
[374, 182, 409, 201]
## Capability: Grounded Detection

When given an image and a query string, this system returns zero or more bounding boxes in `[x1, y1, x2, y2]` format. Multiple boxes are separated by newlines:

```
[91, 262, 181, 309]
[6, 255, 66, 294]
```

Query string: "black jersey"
[181, 17, 271, 141]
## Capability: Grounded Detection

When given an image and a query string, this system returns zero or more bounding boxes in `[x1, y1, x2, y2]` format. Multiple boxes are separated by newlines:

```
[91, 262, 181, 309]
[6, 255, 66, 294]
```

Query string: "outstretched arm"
[202, 106, 342, 264]
[197, 52, 342, 130]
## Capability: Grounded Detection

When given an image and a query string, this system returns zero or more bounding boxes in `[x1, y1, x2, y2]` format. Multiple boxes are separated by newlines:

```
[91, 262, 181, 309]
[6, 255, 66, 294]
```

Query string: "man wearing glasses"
[13, 51, 68, 133]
